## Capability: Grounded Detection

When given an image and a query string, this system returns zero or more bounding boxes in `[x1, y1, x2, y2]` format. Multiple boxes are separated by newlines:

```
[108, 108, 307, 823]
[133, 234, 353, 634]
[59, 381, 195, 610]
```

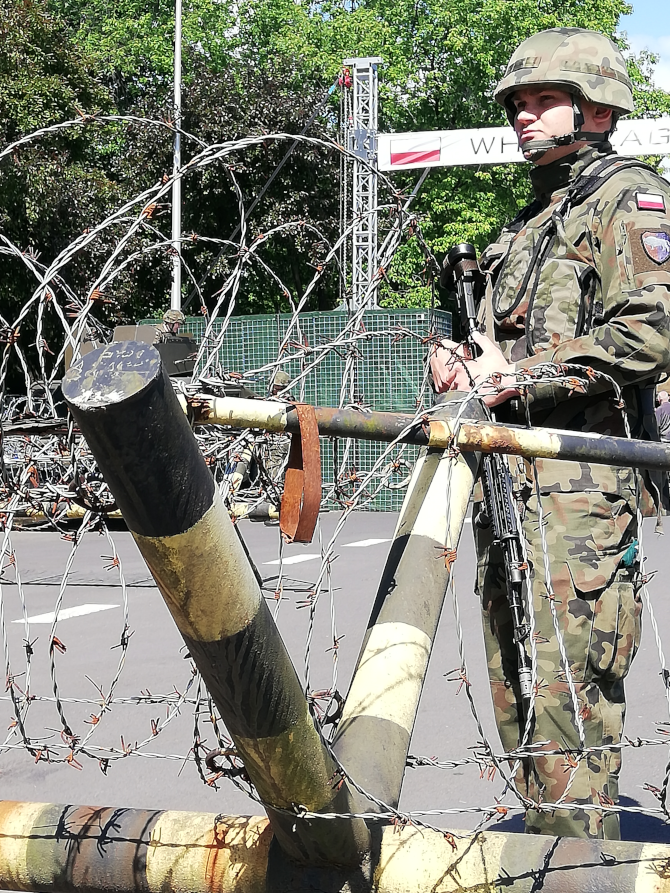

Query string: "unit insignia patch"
[641, 231, 670, 265]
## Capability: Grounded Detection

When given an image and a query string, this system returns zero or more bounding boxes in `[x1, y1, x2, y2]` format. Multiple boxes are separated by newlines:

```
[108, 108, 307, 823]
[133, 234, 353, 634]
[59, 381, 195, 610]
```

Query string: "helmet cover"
[163, 309, 185, 325]
[494, 28, 634, 122]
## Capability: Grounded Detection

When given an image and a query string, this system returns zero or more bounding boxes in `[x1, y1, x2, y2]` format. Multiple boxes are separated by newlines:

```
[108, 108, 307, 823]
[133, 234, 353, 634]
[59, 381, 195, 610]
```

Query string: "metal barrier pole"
[0, 800, 668, 893]
[62, 341, 370, 868]
[180, 394, 670, 472]
[14, 395, 670, 471]
[331, 396, 485, 808]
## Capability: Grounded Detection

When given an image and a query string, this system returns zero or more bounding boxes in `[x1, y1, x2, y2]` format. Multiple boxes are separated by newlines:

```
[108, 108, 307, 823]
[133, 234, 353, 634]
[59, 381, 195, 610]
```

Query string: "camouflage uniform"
[474, 30, 670, 839]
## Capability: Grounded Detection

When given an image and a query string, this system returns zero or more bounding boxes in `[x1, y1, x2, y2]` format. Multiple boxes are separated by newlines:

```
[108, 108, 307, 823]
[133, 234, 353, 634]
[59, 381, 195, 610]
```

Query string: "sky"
[619, 0, 670, 91]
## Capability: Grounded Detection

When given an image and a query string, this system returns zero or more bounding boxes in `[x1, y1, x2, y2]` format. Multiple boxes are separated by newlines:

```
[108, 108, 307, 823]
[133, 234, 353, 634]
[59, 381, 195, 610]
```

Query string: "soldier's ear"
[589, 103, 613, 130]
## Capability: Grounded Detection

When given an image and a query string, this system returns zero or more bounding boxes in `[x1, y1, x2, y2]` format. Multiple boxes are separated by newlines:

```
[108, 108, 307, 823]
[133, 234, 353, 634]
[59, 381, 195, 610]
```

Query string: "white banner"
[377, 118, 670, 170]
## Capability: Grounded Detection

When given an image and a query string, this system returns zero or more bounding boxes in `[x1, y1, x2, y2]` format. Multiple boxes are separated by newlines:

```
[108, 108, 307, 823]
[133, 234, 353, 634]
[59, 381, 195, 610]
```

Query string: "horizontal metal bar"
[2, 419, 68, 435]
[431, 419, 670, 472]
[8, 395, 669, 472]
[182, 394, 670, 472]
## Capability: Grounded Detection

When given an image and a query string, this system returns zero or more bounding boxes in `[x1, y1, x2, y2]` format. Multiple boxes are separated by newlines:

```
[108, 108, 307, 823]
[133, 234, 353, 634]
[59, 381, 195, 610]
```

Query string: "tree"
[2, 0, 670, 356]
[115, 54, 343, 316]
[49, 0, 241, 104]
[230, 0, 670, 309]
[0, 0, 122, 391]
[0, 0, 343, 378]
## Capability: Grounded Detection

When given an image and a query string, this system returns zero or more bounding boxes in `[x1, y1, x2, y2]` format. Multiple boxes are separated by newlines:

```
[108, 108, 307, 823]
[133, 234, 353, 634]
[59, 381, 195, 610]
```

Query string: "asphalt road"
[2, 510, 670, 841]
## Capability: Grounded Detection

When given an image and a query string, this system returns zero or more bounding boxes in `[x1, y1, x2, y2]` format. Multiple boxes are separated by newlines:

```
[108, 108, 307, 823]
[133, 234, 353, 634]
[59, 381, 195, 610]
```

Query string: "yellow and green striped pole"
[332, 396, 484, 809]
[0, 800, 669, 892]
[62, 341, 369, 868]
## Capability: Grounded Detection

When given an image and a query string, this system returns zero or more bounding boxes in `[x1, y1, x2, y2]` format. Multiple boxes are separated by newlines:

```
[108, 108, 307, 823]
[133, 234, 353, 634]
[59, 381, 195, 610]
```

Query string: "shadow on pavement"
[492, 795, 670, 842]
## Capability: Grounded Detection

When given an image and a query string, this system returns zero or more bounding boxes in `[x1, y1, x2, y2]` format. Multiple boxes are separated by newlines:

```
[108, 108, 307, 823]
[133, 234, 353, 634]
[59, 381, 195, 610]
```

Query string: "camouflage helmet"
[495, 28, 634, 122]
[163, 308, 185, 325]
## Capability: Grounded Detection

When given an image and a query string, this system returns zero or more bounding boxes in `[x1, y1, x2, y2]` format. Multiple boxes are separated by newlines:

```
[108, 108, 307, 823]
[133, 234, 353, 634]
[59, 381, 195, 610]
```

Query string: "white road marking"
[343, 523, 472, 549]
[263, 522, 472, 565]
[342, 538, 391, 548]
[264, 554, 321, 566]
[13, 604, 119, 624]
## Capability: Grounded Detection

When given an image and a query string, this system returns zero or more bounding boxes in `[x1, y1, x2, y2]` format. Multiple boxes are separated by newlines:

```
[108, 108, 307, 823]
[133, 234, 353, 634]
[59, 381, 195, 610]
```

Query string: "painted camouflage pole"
[182, 393, 670, 472]
[1, 800, 670, 893]
[331, 395, 485, 809]
[61, 341, 370, 868]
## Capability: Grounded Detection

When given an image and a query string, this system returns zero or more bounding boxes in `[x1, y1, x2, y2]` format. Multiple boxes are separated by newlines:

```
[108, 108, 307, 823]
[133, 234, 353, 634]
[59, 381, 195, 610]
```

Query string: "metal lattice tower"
[341, 57, 383, 310]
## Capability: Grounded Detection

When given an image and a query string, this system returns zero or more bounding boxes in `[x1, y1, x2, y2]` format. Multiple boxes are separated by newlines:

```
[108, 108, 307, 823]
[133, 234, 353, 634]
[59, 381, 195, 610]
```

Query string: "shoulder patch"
[630, 225, 670, 275]
[636, 192, 666, 212]
[641, 231, 670, 265]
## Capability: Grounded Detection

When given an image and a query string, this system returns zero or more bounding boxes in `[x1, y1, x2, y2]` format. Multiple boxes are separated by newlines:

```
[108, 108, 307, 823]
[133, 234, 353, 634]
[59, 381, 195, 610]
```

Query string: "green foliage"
[1, 0, 670, 357]
[625, 44, 670, 117]
[0, 0, 342, 355]
[0, 0, 110, 138]
[224, 0, 669, 308]
[50, 0, 241, 98]
[0, 0, 121, 315]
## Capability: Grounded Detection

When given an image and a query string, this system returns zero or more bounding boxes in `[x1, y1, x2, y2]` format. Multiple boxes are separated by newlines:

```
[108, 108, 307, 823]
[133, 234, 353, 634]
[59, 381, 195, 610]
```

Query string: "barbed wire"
[0, 118, 669, 844]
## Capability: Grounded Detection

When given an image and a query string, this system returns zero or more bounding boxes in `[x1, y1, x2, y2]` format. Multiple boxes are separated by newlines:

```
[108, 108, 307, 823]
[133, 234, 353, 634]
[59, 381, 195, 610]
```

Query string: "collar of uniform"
[530, 142, 614, 205]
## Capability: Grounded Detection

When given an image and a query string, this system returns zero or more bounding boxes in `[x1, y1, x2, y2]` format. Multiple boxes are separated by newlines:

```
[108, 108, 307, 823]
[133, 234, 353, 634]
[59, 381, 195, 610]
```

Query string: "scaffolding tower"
[341, 57, 383, 311]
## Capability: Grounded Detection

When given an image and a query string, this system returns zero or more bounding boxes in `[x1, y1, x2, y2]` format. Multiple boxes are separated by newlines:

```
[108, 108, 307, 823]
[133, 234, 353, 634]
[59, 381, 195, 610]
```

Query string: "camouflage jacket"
[480, 143, 670, 439]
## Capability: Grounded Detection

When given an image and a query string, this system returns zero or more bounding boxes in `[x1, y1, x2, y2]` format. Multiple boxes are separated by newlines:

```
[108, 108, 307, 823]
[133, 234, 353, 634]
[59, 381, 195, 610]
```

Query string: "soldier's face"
[511, 87, 577, 164]
[511, 87, 611, 165]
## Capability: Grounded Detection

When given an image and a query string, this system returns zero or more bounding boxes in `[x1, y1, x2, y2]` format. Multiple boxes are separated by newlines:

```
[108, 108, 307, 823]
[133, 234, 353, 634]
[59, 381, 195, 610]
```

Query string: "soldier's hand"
[430, 332, 520, 407]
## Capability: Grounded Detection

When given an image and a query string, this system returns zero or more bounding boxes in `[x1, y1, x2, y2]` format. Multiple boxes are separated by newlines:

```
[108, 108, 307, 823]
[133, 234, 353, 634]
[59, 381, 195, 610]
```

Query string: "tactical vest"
[480, 154, 670, 515]
[481, 154, 661, 364]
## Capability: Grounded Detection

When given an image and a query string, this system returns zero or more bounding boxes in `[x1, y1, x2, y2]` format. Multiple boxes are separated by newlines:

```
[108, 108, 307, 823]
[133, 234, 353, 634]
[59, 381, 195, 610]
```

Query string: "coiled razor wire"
[0, 116, 669, 840]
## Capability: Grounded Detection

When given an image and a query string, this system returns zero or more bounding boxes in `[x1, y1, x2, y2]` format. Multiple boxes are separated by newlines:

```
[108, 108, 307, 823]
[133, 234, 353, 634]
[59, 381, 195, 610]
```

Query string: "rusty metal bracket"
[280, 403, 321, 544]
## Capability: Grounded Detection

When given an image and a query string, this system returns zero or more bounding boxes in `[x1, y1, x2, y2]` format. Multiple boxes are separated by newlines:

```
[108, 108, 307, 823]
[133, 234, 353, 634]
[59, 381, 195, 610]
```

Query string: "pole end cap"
[63, 341, 162, 410]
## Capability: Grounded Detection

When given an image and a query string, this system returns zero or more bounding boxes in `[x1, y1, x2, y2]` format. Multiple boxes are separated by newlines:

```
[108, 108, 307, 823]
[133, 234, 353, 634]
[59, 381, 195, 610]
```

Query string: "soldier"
[263, 371, 294, 484]
[162, 308, 185, 337]
[656, 390, 670, 442]
[431, 28, 670, 839]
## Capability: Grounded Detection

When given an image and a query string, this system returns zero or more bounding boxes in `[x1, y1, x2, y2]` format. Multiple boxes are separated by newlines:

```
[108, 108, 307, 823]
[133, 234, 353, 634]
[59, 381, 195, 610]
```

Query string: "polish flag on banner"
[389, 136, 441, 167]
[378, 118, 670, 171]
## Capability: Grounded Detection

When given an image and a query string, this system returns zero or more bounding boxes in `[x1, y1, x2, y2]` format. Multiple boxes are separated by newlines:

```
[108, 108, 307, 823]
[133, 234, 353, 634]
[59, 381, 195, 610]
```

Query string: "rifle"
[442, 243, 533, 725]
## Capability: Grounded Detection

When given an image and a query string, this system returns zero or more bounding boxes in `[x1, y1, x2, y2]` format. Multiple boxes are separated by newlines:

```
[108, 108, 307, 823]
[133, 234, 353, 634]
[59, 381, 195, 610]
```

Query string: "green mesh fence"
[142, 309, 451, 510]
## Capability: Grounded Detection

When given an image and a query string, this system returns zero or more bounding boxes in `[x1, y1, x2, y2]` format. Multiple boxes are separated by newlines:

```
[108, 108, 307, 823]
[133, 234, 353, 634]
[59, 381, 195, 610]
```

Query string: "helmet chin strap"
[520, 95, 612, 162]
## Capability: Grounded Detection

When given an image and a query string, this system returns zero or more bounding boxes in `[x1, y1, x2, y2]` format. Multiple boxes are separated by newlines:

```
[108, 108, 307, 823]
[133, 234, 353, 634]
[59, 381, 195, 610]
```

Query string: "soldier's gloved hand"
[430, 331, 520, 408]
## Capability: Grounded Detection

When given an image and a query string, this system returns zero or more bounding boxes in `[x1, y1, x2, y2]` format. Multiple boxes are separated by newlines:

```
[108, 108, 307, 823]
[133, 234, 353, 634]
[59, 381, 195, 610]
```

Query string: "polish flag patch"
[636, 192, 666, 212]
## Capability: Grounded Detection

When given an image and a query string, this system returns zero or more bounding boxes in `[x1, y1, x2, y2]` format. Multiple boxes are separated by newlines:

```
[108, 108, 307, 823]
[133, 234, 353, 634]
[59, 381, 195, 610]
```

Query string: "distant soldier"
[270, 370, 293, 398]
[656, 390, 670, 442]
[431, 29, 670, 839]
[263, 371, 294, 483]
[162, 308, 185, 337]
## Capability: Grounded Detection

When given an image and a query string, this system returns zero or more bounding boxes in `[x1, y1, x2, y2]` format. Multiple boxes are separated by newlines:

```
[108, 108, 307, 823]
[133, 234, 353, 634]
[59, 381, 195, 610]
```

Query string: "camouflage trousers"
[474, 460, 643, 839]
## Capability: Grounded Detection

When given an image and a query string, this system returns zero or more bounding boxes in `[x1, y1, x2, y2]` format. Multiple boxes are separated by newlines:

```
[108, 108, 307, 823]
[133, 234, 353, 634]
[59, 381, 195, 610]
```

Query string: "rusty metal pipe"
[9, 396, 669, 472]
[0, 801, 271, 893]
[1, 800, 670, 893]
[62, 341, 369, 868]
[183, 394, 670, 471]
